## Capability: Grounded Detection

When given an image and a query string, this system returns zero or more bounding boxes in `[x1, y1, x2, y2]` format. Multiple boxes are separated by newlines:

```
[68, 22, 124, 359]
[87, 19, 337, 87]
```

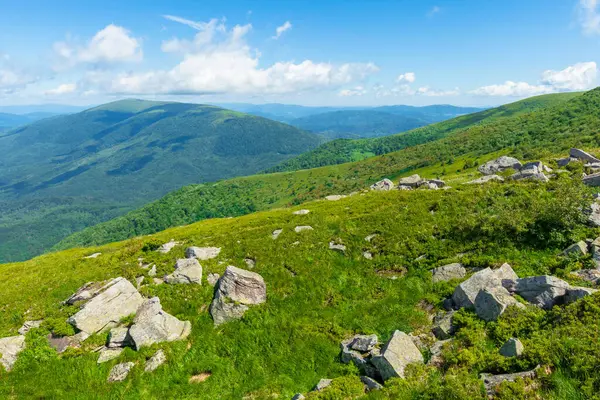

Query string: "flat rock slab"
[432, 263, 466, 283]
[158, 241, 180, 254]
[504, 275, 570, 309]
[0, 335, 25, 371]
[571, 148, 600, 163]
[185, 246, 221, 260]
[271, 229, 283, 240]
[98, 347, 124, 364]
[478, 156, 522, 175]
[294, 226, 313, 233]
[108, 362, 135, 382]
[47, 332, 89, 354]
[371, 330, 424, 381]
[165, 258, 203, 285]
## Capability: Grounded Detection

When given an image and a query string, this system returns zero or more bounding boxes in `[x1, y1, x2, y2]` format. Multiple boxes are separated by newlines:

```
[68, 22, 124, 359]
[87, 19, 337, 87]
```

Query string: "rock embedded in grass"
[451, 264, 518, 309]
[294, 226, 313, 233]
[478, 156, 522, 175]
[431, 263, 466, 283]
[165, 258, 202, 285]
[97, 347, 124, 364]
[474, 286, 524, 322]
[107, 362, 135, 382]
[18, 320, 43, 335]
[158, 240, 180, 254]
[370, 178, 395, 191]
[292, 209, 310, 215]
[499, 338, 524, 357]
[185, 246, 221, 260]
[562, 241, 589, 256]
[0, 335, 25, 371]
[370, 330, 424, 381]
[144, 349, 166, 372]
[271, 229, 283, 239]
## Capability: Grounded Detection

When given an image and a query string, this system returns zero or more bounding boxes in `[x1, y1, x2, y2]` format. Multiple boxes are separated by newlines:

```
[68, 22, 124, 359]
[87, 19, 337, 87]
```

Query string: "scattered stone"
[429, 179, 446, 188]
[481, 367, 539, 398]
[370, 178, 395, 191]
[97, 347, 124, 364]
[128, 297, 192, 350]
[329, 241, 346, 252]
[136, 276, 144, 288]
[210, 266, 267, 325]
[294, 226, 313, 233]
[371, 330, 424, 381]
[165, 258, 203, 285]
[398, 185, 412, 190]
[68, 277, 144, 335]
[148, 265, 157, 277]
[107, 327, 132, 348]
[0, 335, 25, 371]
[565, 286, 597, 304]
[18, 320, 43, 335]
[291, 394, 305, 400]
[398, 174, 423, 188]
[570, 269, 600, 284]
[107, 362, 135, 382]
[340, 340, 368, 368]
[158, 240, 180, 254]
[474, 286, 524, 322]
[499, 338, 524, 357]
[152, 278, 164, 285]
[570, 148, 600, 163]
[422, 182, 439, 190]
[313, 379, 332, 391]
[587, 202, 600, 226]
[272, 229, 283, 240]
[556, 157, 572, 167]
[292, 209, 310, 215]
[144, 349, 166, 372]
[244, 258, 256, 269]
[207, 273, 220, 286]
[583, 172, 600, 187]
[503, 275, 570, 309]
[360, 376, 383, 391]
[478, 156, 522, 175]
[185, 247, 221, 260]
[510, 171, 549, 182]
[451, 265, 518, 309]
[428, 339, 452, 367]
[325, 195, 346, 201]
[47, 332, 89, 354]
[363, 251, 373, 260]
[365, 234, 377, 242]
[563, 241, 589, 256]
[466, 175, 505, 184]
[349, 334, 378, 352]
[84, 252, 102, 259]
[432, 311, 456, 340]
[431, 263, 466, 283]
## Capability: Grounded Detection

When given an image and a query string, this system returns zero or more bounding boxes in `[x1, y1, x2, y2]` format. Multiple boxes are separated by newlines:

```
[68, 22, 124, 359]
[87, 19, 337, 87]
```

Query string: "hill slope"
[0, 111, 59, 132]
[0, 99, 322, 262]
[58, 89, 598, 251]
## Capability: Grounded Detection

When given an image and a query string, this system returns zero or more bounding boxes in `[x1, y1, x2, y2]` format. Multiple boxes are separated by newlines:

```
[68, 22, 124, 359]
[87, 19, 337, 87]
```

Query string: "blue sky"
[1, 0, 599, 107]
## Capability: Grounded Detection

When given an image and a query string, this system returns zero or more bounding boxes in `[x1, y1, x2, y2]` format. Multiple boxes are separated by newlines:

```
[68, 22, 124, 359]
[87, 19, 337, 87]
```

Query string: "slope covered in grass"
[1, 174, 600, 399]
[57, 89, 598, 251]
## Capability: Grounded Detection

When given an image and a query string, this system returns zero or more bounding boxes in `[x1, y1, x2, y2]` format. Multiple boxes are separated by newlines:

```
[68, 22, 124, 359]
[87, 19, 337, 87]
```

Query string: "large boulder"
[185, 246, 221, 260]
[563, 241, 589, 256]
[165, 258, 202, 285]
[431, 263, 466, 283]
[565, 287, 597, 304]
[370, 178, 395, 191]
[398, 174, 423, 188]
[474, 287, 524, 321]
[466, 175, 505, 184]
[451, 264, 518, 309]
[0, 335, 25, 371]
[583, 172, 600, 187]
[371, 330, 424, 381]
[128, 297, 192, 350]
[68, 278, 144, 335]
[503, 275, 570, 309]
[478, 156, 522, 175]
[499, 338, 524, 357]
[570, 148, 600, 163]
[210, 266, 267, 325]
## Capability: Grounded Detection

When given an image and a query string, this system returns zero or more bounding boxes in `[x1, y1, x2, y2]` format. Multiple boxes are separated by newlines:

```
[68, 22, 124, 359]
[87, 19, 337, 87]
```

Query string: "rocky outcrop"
[431, 263, 466, 283]
[128, 297, 192, 350]
[474, 286, 524, 322]
[478, 156, 522, 175]
[451, 264, 518, 309]
[68, 277, 144, 335]
[0, 335, 25, 371]
[107, 327, 132, 348]
[185, 247, 221, 260]
[108, 362, 135, 382]
[570, 148, 600, 163]
[370, 178, 395, 191]
[144, 349, 166, 372]
[165, 258, 202, 285]
[210, 266, 267, 325]
[466, 175, 505, 184]
[370, 330, 424, 381]
[565, 287, 597, 304]
[398, 174, 423, 188]
[499, 338, 524, 357]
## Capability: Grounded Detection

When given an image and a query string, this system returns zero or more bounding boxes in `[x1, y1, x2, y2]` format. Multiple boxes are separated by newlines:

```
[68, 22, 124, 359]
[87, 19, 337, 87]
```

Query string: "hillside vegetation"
[0, 99, 322, 262]
[58, 89, 596, 251]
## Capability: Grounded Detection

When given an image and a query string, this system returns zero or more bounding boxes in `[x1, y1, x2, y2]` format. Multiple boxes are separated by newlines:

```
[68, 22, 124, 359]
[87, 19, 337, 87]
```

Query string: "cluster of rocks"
[473, 156, 552, 183]
[370, 174, 446, 191]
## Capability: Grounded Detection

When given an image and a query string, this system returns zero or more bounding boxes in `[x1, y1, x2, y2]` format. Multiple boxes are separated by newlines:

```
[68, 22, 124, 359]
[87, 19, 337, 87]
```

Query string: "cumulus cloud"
[0, 55, 37, 94]
[44, 83, 77, 95]
[54, 24, 143, 67]
[103, 18, 378, 95]
[579, 0, 600, 35]
[338, 86, 367, 97]
[396, 72, 416, 83]
[471, 62, 598, 96]
[417, 86, 460, 96]
[273, 21, 292, 39]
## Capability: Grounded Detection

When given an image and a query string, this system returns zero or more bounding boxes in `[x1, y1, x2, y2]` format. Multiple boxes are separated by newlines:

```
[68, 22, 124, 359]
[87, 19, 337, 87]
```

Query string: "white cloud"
[54, 24, 143, 67]
[579, 0, 600, 35]
[161, 18, 226, 53]
[273, 21, 292, 39]
[417, 86, 460, 96]
[396, 72, 416, 83]
[427, 6, 441, 17]
[44, 83, 77, 95]
[0, 55, 36, 94]
[471, 62, 598, 97]
[338, 86, 367, 97]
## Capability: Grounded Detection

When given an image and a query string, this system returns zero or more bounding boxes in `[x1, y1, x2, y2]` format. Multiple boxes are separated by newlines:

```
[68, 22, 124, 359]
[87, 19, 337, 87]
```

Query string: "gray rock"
[583, 172, 600, 187]
[451, 264, 518, 309]
[340, 340, 368, 368]
[504, 275, 571, 309]
[272, 229, 283, 240]
[422, 182, 439, 190]
[475, 286, 524, 322]
[481, 367, 538, 397]
[325, 195, 346, 201]
[432, 311, 456, 340]
[398, 185, 413, 190]
[84, 252, 102, 259]
[520, 161, 543, 174]
[570, 148, 600, 163]
[128, 297, 192, 350]
[210, 266, 267, 325]
[136, 276, 144, 289]
[152, 278, 164, 285]
[97, 347, 124, 364]
[565, 286, 597, 304]
[563, 241, 589, 256]
[510, 171, 549, 182]
[148, 265, 157, 277]
[478, 156, 522, 175]
[365, 234, 377, 242]
[107, 327, 132, 348]
[313, 378, 332, 391]
[18, 320, 43, 335]
[185, 246, 221, 260]
[360, 376, 383, 391]
[245, 258, 256, 269]
[68, 277, 144, 335]
[165, 258, 203, 285]
[349, 334, 378, 352]
[107, 362, 135, 382]
[47, 332, 89, 354]
[398, 174, 423, 188]
[294, 226, 313, 233]
[0, 335, 25, 371]
[371, 330, 424, 381]
[144, 349, 166, 372]
[370, 178, 395, 191]
[65, 281, 107, 305]
[432, 263, 466, 283]
[587, 202, 600, 226]
[499, 338, 524, 357]
[158, 240, 180, 254]
[292, 209, 310, 215]
[207, 273, 220, 287]
[466, 175, 505, 184]
[428, 179, 446, 188]
[363, 252, 373, 260]
[428, 339, 452, 367]
[291, 394, 305, 400]
[571, 269, 600, 284]
[329, 241, 346, 252]
[556, 157, 571, 167]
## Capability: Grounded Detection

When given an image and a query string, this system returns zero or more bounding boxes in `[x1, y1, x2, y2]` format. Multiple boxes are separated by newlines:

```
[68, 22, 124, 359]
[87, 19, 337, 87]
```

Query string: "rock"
[244, 258, 256, 269]
[422, 182, 439, 190]
[570, 148, 600, 163]
[365, 234, 377, 242]
[47, 332, 89, 353]
[128, 297, 192, 350]
[210, 266, 267, 325]
[165, 258, 202, 285]
[294, 226, 313, 233]
[329, 241, 346, 252]
[18, 320, 43, 335]
[107, 362, 135, 382]
[451, 264, 518, 309]
[185, 246, 221, 260]
[84, 252, 102, 259]
[587, 202, 600, 226]
[107, 327, 132, 348]
[158, 240, 180, 254]
[481, 367, 539, 398]
[349, 334, 378, 352]
[291, 394, 305, 400]
[371, 330, 424, 381]
[370, 178, 395, 191]
[563, 241, 589, 256]
[272, 229, 283, 240]
[292, 209, 310, 215]
[432, 311, 456, 340]
[97, 347, 124, 364]
[363, 251, 373, 260]
[325, 195, 346, 201]
[428, 179, 446, 188]
[68, 277, 144, 335]
[583, 172, 600, 187]
[65, 281, 107, 305]
[398, 185, 412, 190]
[503, 275, 571, 309]
[571, 269, 600, 284]
[398, 174, 423, 188]
[360, 376, 383, 391]
[207, 273, 220, 286]
[313, 379, 332, 391]
[136, 276, 144, 288]
[510, 171, 549, 182]
[0, 335, 25, 371]
[466, 175, 505, 184]
[556, 157, 571, 167]
[148, 265, 157, 277]
[499, 338, 524, 357]
[431, 263, 466, 283]
[340, 340, 368, 368]
[144, 349, 166, 372]
[478, 156, 522, 175]
[520, 161, 543, 174]
[152, 278, 164, 285]
[565, 286, 597, 304]
[475, 286, 524, 322]
[428, 339, 451, 367]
